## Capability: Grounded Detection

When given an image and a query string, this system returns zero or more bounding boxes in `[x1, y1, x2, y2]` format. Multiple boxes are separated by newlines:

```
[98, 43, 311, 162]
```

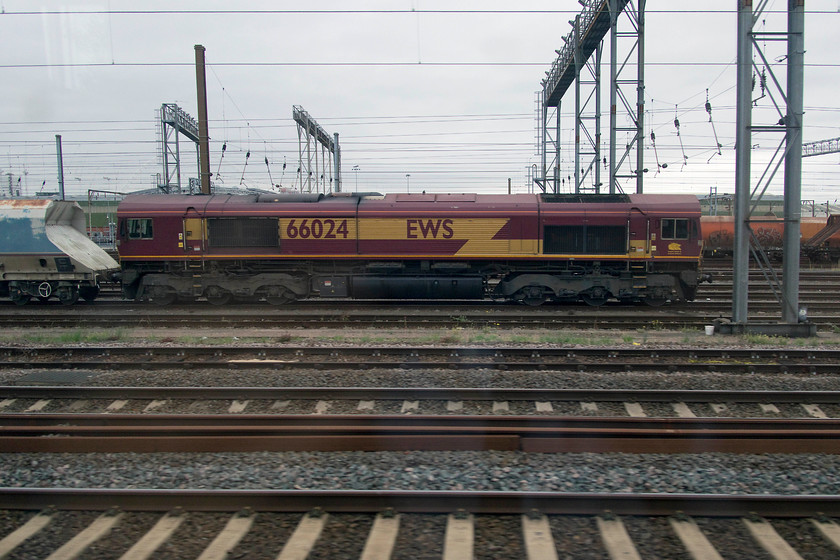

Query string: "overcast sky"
[1, 1, 839, 206]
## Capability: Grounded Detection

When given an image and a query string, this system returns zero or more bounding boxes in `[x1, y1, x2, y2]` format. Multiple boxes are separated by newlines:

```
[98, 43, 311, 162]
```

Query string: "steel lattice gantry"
[157, 103, 201, 194]
[293, 106, 341, 194]
[538, 0, 643, 195]
[731, 0, 808, 334]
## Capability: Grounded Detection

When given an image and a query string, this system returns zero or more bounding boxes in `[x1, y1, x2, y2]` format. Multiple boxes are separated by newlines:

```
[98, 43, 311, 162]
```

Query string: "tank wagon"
[117, 191, 706, 306]
[0, 199, 120, 305]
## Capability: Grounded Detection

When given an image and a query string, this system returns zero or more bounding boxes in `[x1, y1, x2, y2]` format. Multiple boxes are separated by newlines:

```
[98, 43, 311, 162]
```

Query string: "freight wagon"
[0, 199, 119, 304]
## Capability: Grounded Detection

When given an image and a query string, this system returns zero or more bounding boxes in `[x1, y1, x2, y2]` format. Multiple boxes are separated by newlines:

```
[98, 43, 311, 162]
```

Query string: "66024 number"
[285, 218, 350, 239]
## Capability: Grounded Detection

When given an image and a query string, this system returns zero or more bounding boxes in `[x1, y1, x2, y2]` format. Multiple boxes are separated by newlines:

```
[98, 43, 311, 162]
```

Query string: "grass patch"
[743, 333, 787, 345]
[22, 329, 128, 345]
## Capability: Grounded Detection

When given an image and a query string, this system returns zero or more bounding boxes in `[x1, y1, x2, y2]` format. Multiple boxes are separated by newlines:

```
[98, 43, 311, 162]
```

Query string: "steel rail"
[3, 386, 840, 404]
[3, 414, 840, 453]
[1, 487, 839, 517]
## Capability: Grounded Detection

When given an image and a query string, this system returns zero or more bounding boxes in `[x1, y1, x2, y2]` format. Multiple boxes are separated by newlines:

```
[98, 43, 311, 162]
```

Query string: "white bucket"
[704, 325, 715, 336]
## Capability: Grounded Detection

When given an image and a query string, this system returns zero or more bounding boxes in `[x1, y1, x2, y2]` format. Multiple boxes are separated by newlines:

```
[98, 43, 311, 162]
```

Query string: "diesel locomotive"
[116, 191, 706, 306]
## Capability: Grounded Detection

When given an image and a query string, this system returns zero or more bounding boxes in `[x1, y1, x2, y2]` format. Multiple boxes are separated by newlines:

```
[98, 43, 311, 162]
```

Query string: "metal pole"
[733, 0, 754, 324]
[573, 15, 581, 194]
[609, 0, 618, 195]
[554, 103, 561, 193]
[595, 42, 602, 195]
[55, 135, 65, 200]
[635, 0, 645, 194]
[540, 95, 548, 191]
[782, 0, 804, 323]
[194, 45, 211, 195]
[333, 133, 341, 193]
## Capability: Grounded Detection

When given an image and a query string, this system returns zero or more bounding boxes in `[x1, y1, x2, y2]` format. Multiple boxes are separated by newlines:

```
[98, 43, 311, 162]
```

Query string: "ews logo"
[406, 218, 454, 239]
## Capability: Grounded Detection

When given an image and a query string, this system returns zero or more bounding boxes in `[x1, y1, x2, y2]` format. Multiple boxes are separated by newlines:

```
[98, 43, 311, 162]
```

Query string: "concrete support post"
[194, 45, 212, 195]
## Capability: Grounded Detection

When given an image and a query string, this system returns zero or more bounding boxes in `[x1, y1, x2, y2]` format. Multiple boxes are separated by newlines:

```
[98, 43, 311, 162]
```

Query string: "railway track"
[3, 345, 839, 373]
[1, 307, 839, 330]
[1, 489, 840, 559]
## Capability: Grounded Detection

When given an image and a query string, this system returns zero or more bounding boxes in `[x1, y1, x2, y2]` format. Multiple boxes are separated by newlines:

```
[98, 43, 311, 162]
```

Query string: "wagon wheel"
[80, 285, 100, 302]
[57, 286, 80, 306]
[205, 286, 232, 306]
[265, 286, 296, 305]
[37, 282, 52, 299]
[11, 292, 31, 306]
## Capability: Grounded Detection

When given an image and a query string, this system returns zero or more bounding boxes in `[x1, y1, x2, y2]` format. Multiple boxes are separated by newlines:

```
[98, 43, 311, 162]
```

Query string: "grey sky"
[1, 1, 839, 203]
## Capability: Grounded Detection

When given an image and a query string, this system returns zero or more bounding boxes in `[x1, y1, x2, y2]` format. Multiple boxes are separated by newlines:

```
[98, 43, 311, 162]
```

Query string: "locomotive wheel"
[206, 286, 232, 306]
[515, 286, 548, 307]
[149, 286, 177, 306]
[57, 286, 80, 306]
[581, 294, 608, 307]
[38, 296, 51, 303]
[265, 286, 296, 305]
[581, 287, 609, 307]
[643, 296, 668, 307]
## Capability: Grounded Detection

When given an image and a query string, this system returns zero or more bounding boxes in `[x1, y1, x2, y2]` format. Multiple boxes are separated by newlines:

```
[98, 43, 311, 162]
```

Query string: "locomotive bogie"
[117, 192, 705, 306]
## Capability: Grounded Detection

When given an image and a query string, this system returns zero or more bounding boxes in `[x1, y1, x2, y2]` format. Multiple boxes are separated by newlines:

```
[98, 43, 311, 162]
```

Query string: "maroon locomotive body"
[116, 191, 704, 306]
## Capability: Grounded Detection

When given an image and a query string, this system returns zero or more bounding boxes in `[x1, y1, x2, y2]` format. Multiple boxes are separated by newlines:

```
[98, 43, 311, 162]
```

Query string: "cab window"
[661, 218, 689, 240]
[127, 218, 154, 239]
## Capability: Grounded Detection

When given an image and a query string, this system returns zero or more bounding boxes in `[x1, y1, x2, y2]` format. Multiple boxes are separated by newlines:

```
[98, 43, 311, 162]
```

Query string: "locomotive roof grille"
[257, 193, 324, 203]
[540, 194, 631, 204]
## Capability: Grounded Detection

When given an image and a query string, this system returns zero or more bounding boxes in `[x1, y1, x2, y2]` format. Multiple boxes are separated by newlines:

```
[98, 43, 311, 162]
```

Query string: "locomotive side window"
[661, 218, 689, 240]
[127, 218, 154, 239]
[208, 217, 278, 248]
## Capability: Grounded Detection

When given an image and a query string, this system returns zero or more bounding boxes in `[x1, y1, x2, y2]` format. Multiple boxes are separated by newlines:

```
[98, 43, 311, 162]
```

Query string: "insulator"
[705, 101, 712, 114]
[245, 151, 250, 159]
[650, 131, 656, 143]
[674, 117, 680, 129]
[221, 142, 227, 153]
